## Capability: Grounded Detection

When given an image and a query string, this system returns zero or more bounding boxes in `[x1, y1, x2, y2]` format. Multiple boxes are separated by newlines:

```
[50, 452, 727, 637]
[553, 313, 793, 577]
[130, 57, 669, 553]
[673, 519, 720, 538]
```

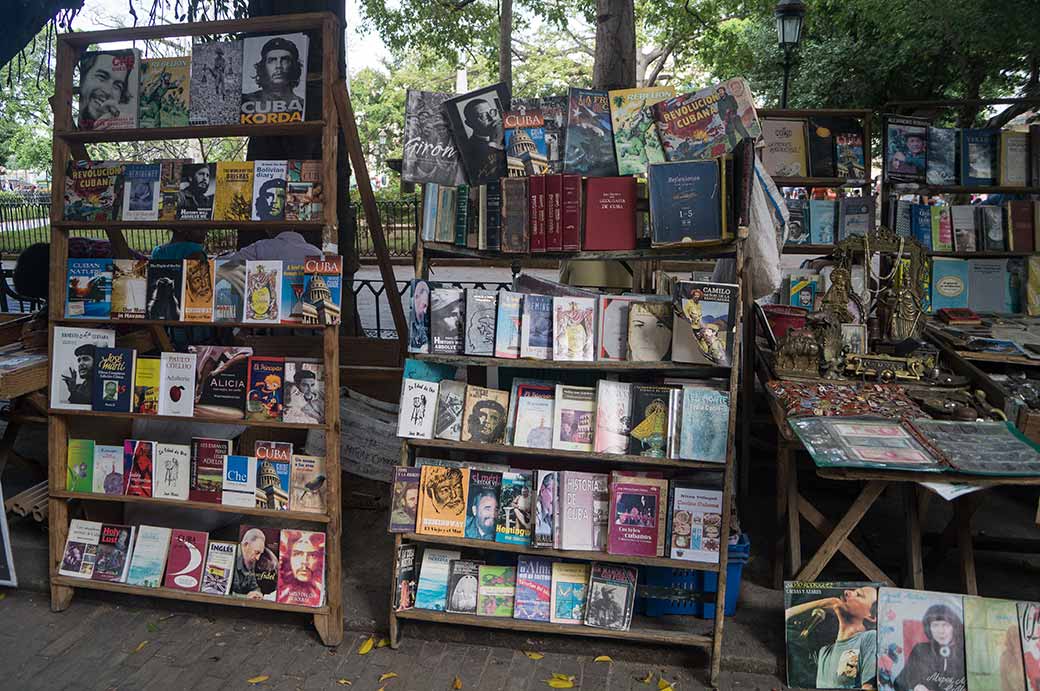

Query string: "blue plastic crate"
[643, 533, 750, 619]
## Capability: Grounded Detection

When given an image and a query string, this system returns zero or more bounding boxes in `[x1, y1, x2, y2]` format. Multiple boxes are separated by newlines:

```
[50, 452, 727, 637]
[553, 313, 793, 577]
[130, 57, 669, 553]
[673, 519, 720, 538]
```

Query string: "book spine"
[561, 174, 582, 251]
[486, 181, 502, 251]
[546, 174, 563, 251]
[529, 175, 545, 253]
[454, 185, 469, 246]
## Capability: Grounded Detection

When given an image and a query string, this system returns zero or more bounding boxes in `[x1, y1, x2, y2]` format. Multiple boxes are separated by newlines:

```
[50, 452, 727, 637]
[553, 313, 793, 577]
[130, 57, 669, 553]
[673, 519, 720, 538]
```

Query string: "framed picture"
[841, 323, 867, 355]
[0, 481, 17, 587]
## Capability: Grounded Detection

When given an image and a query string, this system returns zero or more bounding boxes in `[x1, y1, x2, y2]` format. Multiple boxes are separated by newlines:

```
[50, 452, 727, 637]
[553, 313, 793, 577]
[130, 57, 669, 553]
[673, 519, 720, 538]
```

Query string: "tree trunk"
[499, 0, 513, 93]
[592, 0, 635, 90]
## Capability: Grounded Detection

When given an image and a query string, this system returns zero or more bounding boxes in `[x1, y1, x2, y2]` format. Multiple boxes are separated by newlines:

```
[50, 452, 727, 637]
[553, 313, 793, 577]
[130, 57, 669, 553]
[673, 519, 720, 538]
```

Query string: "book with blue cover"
[678, 385, 729, 463]
[807, 200, 836, 244]
[520, 294, 554, 359]
[90, 347, 135, 413]
[931, 258, 969, 311]
[65, 259, 113, 318]
[495, 470, 532, 545]
[960, 128, 999, 186]
[926, 127, 958, 185]
[415, 547, 461, 611]
[514, 555, 552, 622]
[910, 204, 933, 250]
[648, 160, 721, 246]
[125, 525, 172, 587]
[838, 198, 871, 240]
[494, 290, 523, 358]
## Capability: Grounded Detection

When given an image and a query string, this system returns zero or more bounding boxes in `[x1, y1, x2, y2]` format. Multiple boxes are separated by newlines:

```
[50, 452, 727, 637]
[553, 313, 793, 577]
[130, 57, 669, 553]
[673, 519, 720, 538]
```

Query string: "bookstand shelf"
[393, 184, 748, 683]
[47, 13, 344, 646]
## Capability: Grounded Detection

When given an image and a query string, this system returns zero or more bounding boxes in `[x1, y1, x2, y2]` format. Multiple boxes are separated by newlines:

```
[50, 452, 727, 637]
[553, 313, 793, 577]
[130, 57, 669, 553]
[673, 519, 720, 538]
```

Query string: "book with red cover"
[188, 437, 231, 503]
[276, 529, 326, 607]
[607, 476, 663, 557]
[1008, 201, 1035, 253]
[583, 177, 637, 251]
[164, 529, 209, 591]
[546, 174, 563, 251]
[561, 174, 583, 251]
[529, 175, 546, 253]
[936, 307, 981, 326]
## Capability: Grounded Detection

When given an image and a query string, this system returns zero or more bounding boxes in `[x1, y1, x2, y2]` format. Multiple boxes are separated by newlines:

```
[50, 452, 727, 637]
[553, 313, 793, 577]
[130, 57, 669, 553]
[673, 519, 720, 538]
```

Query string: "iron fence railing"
[354, 199, 419, 259]
[353, 278, 511, 339]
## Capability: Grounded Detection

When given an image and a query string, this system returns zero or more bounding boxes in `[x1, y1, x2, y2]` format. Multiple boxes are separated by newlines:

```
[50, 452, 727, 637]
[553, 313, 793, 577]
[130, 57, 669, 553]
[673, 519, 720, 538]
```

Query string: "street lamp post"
[775, 0, 806, 108]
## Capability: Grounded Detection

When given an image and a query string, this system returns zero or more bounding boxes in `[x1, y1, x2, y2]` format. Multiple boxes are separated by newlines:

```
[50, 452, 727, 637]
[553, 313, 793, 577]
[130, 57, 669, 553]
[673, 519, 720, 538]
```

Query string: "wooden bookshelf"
[888, 184, 1040, 195]
[928, 251, 1033, 259]
[47, 13, 344, 647]
[413, 352, 729, 373]
[400, 533, 722, 572]
[771, 176, 861, 188]
[53, 317, 332, 330]
[419, 240, 739, 262]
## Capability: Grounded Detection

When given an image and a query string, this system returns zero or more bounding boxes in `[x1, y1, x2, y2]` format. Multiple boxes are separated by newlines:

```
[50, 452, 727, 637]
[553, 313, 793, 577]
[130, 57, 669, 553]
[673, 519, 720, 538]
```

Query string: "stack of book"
[890, 199, 1040, 254]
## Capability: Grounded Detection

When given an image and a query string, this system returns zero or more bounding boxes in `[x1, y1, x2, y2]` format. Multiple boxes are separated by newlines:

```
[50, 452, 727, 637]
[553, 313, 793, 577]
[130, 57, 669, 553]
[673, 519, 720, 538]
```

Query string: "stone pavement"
[0, 589, 782, 691]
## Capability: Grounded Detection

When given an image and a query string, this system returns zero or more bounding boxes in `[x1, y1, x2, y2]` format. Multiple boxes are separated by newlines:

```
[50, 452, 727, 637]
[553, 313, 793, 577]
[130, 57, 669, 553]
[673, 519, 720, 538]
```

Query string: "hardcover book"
[504, 105, 550, 176]
[760, 118, 808, 177]
[648, 160, 721, 246]
[584, 563, 637, 631]
[67, 439, 94, 493]
[435, 186, 457, 243]
[430, 287, 465, 355]
[494, 290, 523, 358]
[189, 40, 242, 126]
[188, 437, 231, 504]
[254, 456, 291, 511]
[808, 199, 837, 244]
[927, 127, 958, 185]
[533, 470, 557, 549]
[90, 524, 134, 583]
[1000, 130, 1029, 187]
[200, 540, 237, 595]
[158, 351, 195, 417]
[190, 345, 252, 419]
[596, 295, 636, 361]
[652, 78, 760, 161]
[388, 466, 421, 532]
[514, 556, 552, 622]
[878, 589, 966, 691]
[961, 128, 999, 186]
[111, 258, 147, 319]
[398, 378, 439, 439]
[120, 163, 161, 221]
[668, 485, 723, 562]
[182, 258, 215, 322]
[519, 294, 553, 359]
[276, 529, 325, 607]
[164, 529, 209, 591]
[454, 184, 470, 245]
[92, 444, 123, 495]
[552, 297, 595, 361]
[608, 86, 675, 176]
[283, 358, 325, 425]
[561, 174, 583, 251]
[550, 562, 589, 624]
[558, 470, 609, 551]
[402, 89, 466, 187]
[213, 258, 246, 322]
[251, 160, 288, 221]
[139, 56, 189, 128]
[627, 301, 673, 362]
[176, 162, 216, 221]
[595, 380, 632, 455]
[482, 179, 503, 250]
[544, 174, 562, 251]
[496, 470, 532, 545]
[1008, 200, 1035, 253]
[671, 281, 738, 366]
[63, 160, 123, 222]
[407, 279, 436, 354]
[246, 356, 285, 422]
[59, 519, 102, 578]
[145, 259, 184, 321]
[500, 177, 530, 253]
[213, 161, 254, 221]
[679, 386, 729, 463]
[563, 87, 618, 177]
[583, 176, 637, 251]
[65, 259, 113, 319]
[446, 559, 483, 614]
[477, 565, 516, 617]
[460, 385, 509, 444]
[221, 455, 257, 507]
[884, 115, 928, 183]
[552, 384, 596, 452]
[415, 547, 461, 611]
[232, 526, 279, 600]
[441, 83, 509, 185]
[393, 543, 417, 611]
[416, 465, 469, 537]
[285, 160, 323, 221]
[628, 384, 672, 457]
[239, 33, 308, 125]
[122, 440, 153, 497]
[78, 49, 139, 130]
[290, 454, 327, 514]
[244, 260, 282, 324]
[126, 525, 172, 587]
[607, 473, 665, 557]
[433, 378, 466, 442]
[90, 347, 135, 413]
[465, 470, 502, 541]
[464, 289, 498, 356]
[51, 326, 115, 410]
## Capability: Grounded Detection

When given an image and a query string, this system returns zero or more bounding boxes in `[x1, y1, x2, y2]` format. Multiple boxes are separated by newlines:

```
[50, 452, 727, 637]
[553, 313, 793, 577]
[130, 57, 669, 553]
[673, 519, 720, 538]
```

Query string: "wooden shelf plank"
[55, 121, 324, 144]
[405, 438, 727, 471]
[816, 467, 1040, 486]
[891, 184, 1040, 194]
[771, 177, 864, 188]
[400, 533, 721, 572]
[412, 352, 728, 373]
[394, 609, 713, 647]
[51, 575, 328, 613]
[58, 12, 331, 45]
[53, 317, 332, 331]
[783, 243, 836, 255]
[52, 490, 330, 523]
[928, 251, 1034, 258]
[54, 220, 324, 231]
[420, 241, 738, 262]
[48, 408, 327, 431]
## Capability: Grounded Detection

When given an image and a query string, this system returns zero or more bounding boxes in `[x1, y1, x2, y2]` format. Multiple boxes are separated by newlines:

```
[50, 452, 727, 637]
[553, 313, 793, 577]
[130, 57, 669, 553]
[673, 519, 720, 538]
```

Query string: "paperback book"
[176, 162, 216, 221]
[254, 456, 290, 511]
[533, 470, 557, 549]
[477, 565, 516, 617]
[213, 161, 254, 221]
[276, 529, 325, 607]
[120, 163, 161, 221]
[494, 290, 523, 358]
[213, 258, 246, 322]
[514, 556, 552, 622]
[283, 359, 325, 425]
[300, 255, 342, 326]
[139, 56, 189, 128]
[563, 87, 617, 177]
[290, 455, 328, 515]
[188, 437, 231, 503]
[90, 347, 135, 413]
[164, 529, 209, 591]
[90, 524, 133, 583]
[415, 547, 461, 610]
[552, 384, 596, 452]
[668, 485, 724, 562]
[78, 49, 139, 130]
[388, 466, 421, 532]
[126, 525, 172, 587]
[884, 115, 929, 183]
[927, 127, 958, 186]
[66, 439, 94, 493]
[628, 384, 672, 457]
[189, 40, 242, 126]
[441, 83, 509, 185]
[65, 259, 113, 319]
[520, 294, 553, 359]
[123, 440, 154, 497]
[182, 258, 215, 322]
[513, 395, 554, 449]
[64, 160, 124, 222]
[430, 288, 465, 355]
[158, 351, 195, 417]
[496, 470, 532, 545]
[221, 454, 257, 507]
[200, 540, 237, 595]
[552, 297, 595, 361]
[584, 564, 637, 631]
[460, 386, 509, 444]
[416, 465, 469, 537]
[111, 259, 147, 319]
[232, 526, 279, 600]
[608, 86, 674, 176]
[433, 378, 466, 442]
[446, 559, 483, 614]
[51, 326, 115, 410]
[407, 279, 435, 354]
[393, 544, 417, 611]
[597, 295, 636, 361]
[464, 470, 502, 541]
[401, 89, 466, 187]
[397, 378, 438, 439]
[251, 160, 287, 221]
[92, 444, 123, 495]
[285, 160, 323, 221]
[608, 473, 665, 557]
[652, 78, 761, 161]
[190, 345, 252, 419]
[464, 289, 497, 356]
[59, 519, 102, 578]
[504, 105, 550, 176]
[246, 356, 285, 422]
[760, 118, 808, 177]
[648, 159, 721, 246]
[627, 301, 672, 362]
[550, 562, 589, 624]
[145, 259, 184, 321]
[244, 260, 282, 323]
[672, 281, 738, 366]
[679, 386, 729, 463]
[239, 33, 308, 125]
[158, 159, 189, 220]
[594, 380, 632, 455]
[557, 470, 609, 551]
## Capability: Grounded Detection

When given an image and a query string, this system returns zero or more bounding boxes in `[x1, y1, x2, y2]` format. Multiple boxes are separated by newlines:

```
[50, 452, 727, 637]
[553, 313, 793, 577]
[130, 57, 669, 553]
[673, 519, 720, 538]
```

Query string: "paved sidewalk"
[0, 590, 782, 691]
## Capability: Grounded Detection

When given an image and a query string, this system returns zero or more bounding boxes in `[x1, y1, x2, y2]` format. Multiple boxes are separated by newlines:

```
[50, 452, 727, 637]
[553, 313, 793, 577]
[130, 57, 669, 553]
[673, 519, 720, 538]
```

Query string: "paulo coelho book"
[158, 351, 196, 417]
[246, 356, 285, 422]
[65, 258, 113, 318]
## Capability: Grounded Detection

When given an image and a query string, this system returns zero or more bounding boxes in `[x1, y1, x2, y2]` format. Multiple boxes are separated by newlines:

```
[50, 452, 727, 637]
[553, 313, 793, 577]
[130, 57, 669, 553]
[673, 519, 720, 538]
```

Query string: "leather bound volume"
[583, 176, 637, 251]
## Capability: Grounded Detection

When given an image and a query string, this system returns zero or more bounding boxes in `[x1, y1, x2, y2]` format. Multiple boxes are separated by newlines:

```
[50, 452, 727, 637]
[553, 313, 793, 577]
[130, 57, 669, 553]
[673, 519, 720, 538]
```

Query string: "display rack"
[391, 208, 748, 684]
[47, 13, 343, 646]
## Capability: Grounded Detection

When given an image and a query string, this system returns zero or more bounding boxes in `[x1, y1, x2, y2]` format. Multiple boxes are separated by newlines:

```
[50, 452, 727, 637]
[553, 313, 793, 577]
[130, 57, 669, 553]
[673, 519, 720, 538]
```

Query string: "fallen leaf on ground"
[658, 679, 676, 691]
[378, 672, 398, 682]
[358, 636, 375, 655]
[0, 593, 6, 601]
[132, 641, 148, 653]
[146, 622, 159, 633]
[551, 674, 575, 681]
[246, 675, 269, 685]
[544, 679, 575, 689]
[524, 651, 544, 660]
[335, 679, 352, 686]
[453, 676, 463, 689]
[376, 638, 390, 648]
[637, 671, 654, 684]
[593, 656, 613, 663]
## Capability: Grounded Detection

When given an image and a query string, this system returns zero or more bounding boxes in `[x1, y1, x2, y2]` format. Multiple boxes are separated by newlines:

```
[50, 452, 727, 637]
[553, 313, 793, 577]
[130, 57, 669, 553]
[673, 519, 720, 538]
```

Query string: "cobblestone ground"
[0, 590, 782, 691]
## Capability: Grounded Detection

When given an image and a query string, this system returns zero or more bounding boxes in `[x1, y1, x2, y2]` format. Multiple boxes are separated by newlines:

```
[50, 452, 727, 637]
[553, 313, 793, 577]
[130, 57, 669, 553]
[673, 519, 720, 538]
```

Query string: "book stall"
[46, 13, 347, 645]
[387, 79, 756, 684]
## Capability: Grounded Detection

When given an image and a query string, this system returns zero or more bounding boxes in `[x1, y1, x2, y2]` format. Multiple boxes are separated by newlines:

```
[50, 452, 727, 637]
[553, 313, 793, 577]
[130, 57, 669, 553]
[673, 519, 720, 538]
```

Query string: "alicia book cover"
[441, 83, 510, 185]
[402, 89, 467, 187]
[190, 345, 251, 419]
[138, 56, 189, 128]
[563, 87, 618, 177]
[78, 49, 139, 130]
[240, 33, 308, 125]
[189, 40, 243, 126]
[608, 86, 675, 176]
[652, 78, 761, 162]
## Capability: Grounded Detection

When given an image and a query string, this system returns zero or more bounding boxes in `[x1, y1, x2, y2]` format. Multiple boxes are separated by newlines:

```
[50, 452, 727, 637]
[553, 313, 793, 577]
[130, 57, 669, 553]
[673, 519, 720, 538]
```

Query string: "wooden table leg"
[795, 481, 887, 582]
[774, 441, 789, 588]
[785, 442, 802, 576]
[904, 484, 924, 589]
[798, 495, 895, 585]
[956, 496, 978, 595]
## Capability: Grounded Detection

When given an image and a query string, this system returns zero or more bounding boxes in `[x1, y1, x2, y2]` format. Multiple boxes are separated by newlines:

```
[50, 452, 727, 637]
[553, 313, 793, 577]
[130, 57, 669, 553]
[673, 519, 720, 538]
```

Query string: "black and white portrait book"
[397, 378, 439, 439]
[402, 89, 467, 187]
[430, 288, 465, 355]
[51, 326, 116, 410]
[240, 33, 309, 125]
[442, 83, 510, 185]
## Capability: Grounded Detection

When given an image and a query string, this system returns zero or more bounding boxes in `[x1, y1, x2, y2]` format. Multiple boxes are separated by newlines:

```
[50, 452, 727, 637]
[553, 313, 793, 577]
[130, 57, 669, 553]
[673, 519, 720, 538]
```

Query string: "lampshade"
[775, 0, 807, 47]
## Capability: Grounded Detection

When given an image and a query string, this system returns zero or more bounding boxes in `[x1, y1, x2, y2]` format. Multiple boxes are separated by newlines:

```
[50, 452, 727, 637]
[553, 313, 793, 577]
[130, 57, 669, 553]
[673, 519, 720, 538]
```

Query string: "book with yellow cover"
[416, 465, 469, 537]
[133, 356, 160, 415]
[212, 161, 254, 221]
[183, 258, 215, 322]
